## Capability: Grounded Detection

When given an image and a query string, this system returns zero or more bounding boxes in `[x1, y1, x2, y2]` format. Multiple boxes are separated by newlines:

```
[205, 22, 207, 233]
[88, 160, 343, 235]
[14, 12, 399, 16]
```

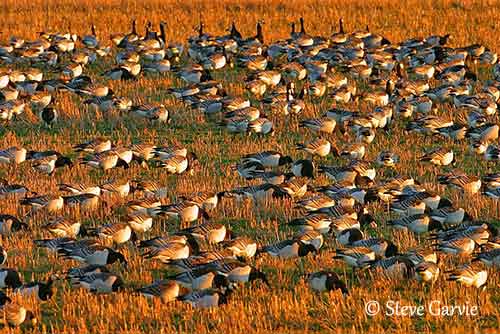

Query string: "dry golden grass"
[0, 0, 499, 333]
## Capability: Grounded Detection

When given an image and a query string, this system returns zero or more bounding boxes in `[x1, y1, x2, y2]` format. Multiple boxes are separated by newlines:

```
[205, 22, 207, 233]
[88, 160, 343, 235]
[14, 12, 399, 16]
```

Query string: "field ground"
[0, 0, 499, 333]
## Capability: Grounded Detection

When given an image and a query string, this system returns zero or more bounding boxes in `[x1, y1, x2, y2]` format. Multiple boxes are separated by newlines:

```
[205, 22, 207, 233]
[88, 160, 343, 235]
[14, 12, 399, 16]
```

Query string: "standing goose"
[330, 18, 347, 44]
[82, 24, 98, 48]
[39, 106, 57, 126]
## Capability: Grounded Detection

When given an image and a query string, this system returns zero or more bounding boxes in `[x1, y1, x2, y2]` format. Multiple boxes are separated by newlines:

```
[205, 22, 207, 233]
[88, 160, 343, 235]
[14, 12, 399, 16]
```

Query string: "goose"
[446, 263, 488, 288]
[414, 261, 440, 284]
[131, 180, 168, 199]
[388, 214, 442, 234]
[404, 247, 438, 266]
[138, 235, 188, 250]
[438, 172, 481, 194]
[221, 237, 257, 259]
[125, 212, 153, 234]
[295, 193, 336, 212]
[299, 117, 336, 134]
[291, 159, 315, 178]
[0, 147, 26, 164]
[71, 272, 123, 293]
[333, 247, 376, 269]
[294, 230, 324, 251]
[203, 259, 269, 286]
[126, 198, 161, 215]
[15, 277, 55, 301]
[220, 183, 275, 202]
[73, 137, 111, 154]
[436, 236, 476, 256]
[0, 303, 36, 327]
[175, 222, 229, 245]
[62, 193, 100, 211]
[136, 280, 180, 302]
[142, 242, 192, 263]
[58, 245, 127, 266]
[20, 194, 64, 212]
[224, 106, 261, 122]
[81, 24, 98, 48]
[288, 214, 334, 234]
[429, 223, 492, 246]
[257, 239, 317, 259]
[179, 191, 222, 211]
[419, 147, 454, 166]
[330, 18, 347, 44]
[241, 151, 292, 168]
[31, 154, 72, 175]
[58, 183, 101, 196]
[348, 238, 399, 258]
[306, 271, 348, 294]
[177, 288, 231, 308]
[472, 248, 500, 267]
[274, 177, 308, 198]
[430, 206, 471, 226]
[151, 201, 206, 224]
[0, 246, 5, 266]
[43, 218, 81, 238]
[130, 103, 170, 122]
[296, 138, 331, 158]
[247, 117, 274, 135]
[0, 268, 22, 289]
[166, 268, 228, 291]
[80, 150, 129, 171]
[87, 222, 135, 246]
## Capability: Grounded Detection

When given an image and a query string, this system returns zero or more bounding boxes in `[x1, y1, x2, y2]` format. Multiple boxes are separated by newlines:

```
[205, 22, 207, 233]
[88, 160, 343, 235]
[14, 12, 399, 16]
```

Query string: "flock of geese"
[0, 17, 499, 327]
